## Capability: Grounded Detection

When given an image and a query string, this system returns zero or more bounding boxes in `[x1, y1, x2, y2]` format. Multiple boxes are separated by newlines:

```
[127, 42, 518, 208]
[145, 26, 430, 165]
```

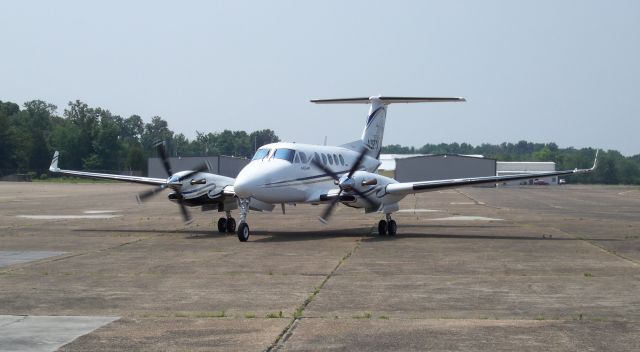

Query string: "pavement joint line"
[0, 315, 27, 328]
[455, 190, 503, 209]
[288, 316, 629, 322]
[0, 237, 148, 274]
[516, 221, 639, 266]
[551, 226, 640, 267]
[265, 227, 371, 352]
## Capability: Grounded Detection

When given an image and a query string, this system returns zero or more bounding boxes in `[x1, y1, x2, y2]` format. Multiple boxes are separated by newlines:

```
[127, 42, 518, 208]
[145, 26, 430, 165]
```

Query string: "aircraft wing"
[49, 151, 167, 186]
[385, 151, 598, 196]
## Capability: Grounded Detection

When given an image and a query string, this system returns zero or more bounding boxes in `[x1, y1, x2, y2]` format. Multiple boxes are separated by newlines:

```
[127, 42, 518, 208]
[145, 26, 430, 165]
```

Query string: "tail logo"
[366, 138, 380, 150]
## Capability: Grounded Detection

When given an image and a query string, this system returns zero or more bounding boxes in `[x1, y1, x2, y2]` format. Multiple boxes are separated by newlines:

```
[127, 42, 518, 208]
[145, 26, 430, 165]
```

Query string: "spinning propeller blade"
[310, 157, 339, 182]
[348, 146, 368, 178]
[319, 190, 342, 223]
[350, 187, 376, 208]
[155, 142, 173, 177]
[177, 163, 210, 181]
[136, 186, 165, 203]
[177, 194, 192, 224]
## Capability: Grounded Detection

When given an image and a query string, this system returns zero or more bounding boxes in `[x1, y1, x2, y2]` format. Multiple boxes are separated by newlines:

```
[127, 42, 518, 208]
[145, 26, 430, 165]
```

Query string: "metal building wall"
[496, 161, 558, 186]
[218, 156, 250, 178]
[394, 154, 496, 183]
[148, 156, 249, 178]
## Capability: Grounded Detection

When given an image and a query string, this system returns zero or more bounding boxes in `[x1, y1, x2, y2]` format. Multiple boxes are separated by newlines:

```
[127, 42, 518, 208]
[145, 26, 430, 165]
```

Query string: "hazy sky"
[1, 1, 639, 155]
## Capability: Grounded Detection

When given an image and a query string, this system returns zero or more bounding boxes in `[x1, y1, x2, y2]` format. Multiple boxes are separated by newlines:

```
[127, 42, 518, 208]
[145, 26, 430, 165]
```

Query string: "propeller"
[310, 146, 377, 223]
[136, 142, 209, 224]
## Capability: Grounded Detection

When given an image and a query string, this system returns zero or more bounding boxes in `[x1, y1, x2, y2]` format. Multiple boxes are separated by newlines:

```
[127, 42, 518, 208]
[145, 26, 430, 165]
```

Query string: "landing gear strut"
[237, 198, 251, 242]
[217, 211, 236, 233]
[378, 214, 397, 236]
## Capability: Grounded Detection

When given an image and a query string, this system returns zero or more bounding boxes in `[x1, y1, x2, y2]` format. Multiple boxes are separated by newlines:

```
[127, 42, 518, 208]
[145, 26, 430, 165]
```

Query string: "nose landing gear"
[377, 214, 397, 236]
[237, 198, 251, 242]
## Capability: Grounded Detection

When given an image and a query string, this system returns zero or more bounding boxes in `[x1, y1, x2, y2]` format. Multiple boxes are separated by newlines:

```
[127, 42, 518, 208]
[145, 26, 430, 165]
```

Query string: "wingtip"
[49, 151, 60, 172]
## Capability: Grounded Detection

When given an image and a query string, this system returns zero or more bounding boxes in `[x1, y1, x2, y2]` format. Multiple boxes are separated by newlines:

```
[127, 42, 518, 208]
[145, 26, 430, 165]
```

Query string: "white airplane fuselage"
[234, 142, 402, 207]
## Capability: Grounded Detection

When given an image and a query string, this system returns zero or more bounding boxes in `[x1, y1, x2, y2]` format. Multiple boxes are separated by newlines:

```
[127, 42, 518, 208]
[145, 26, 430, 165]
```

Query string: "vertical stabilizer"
[360, 97, 387, 158]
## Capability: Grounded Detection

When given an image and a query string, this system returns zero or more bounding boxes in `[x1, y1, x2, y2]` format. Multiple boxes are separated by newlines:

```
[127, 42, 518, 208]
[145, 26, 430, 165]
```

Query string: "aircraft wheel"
[387, 220, 397, 236]
[378, 220, 388, 236]
[237, 222, 250, 242]
[226, 217, 236, 233]
[217, 217, 227, 233]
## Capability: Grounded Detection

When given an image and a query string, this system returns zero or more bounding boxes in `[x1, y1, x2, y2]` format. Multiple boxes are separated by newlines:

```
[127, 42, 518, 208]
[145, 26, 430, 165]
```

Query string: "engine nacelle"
[340, 171, 398, 210]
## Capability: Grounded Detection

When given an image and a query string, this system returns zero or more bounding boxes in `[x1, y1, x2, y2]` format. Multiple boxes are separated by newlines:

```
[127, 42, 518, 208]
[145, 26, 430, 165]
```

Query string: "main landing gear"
[377, 213, 397, 236]
[217, 210, 237, 233]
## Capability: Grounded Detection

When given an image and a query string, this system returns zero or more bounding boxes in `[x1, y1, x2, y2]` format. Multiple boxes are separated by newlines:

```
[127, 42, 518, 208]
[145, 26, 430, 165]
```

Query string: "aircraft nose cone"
[234, 169, 260, 199]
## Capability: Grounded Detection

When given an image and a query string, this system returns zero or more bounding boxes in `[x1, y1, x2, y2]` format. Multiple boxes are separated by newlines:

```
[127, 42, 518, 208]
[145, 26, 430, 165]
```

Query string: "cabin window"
[314, 152, 320, 164]
[299, 152, 307, 164]
[328, 153, 334, 165]
[338, 154, 345, 165]
[321, 153, 327, 165]
[274, 148, 296, 163]
[333, 154, 339, 165]
[252, 148, 270, 160]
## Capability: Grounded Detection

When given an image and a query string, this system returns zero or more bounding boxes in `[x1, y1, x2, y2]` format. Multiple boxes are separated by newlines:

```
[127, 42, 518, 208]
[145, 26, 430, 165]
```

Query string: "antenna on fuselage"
[323, 136, 327, 146]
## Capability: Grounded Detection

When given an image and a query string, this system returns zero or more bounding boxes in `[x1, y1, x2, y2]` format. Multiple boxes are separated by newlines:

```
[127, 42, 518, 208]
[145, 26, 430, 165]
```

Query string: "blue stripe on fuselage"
[263, 169, 352, 187]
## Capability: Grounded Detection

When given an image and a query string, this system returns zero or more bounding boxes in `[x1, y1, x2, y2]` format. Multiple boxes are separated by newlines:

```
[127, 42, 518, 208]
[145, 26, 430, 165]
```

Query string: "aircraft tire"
[388, 220, 397, 236]
[226, 217, 236, 233]
[237, 222, 250, 242]
[217, 217, 227, 233]
[378, 220, 388, 236]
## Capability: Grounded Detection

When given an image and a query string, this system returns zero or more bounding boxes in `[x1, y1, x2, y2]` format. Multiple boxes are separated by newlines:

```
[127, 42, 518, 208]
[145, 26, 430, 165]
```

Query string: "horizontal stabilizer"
[310, 96, 466, 104]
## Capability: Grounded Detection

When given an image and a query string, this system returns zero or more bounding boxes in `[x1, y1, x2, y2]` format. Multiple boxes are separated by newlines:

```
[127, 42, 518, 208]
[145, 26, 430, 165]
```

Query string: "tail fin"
[311, 96, 465, 159]
[49, 151, 60, 172]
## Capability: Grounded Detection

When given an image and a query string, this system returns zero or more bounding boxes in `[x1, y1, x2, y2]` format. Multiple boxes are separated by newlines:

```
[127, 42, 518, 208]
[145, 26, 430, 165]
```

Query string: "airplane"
[50, 95, 599, 242]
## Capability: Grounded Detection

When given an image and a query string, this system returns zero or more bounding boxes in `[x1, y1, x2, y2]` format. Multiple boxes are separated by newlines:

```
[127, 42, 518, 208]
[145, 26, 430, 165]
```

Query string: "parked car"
[533, 179, 549, 185]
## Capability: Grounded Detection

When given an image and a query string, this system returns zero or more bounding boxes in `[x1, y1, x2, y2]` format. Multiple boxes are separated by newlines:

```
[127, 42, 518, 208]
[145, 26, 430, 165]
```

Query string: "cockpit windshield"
[273, 148, 295, 163]
[252, 148, 270, 160]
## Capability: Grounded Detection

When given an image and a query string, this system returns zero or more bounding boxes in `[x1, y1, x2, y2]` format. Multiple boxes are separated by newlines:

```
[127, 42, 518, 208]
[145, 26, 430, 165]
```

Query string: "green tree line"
[0, 99, 279, 176]
[382, 141, 640, 185]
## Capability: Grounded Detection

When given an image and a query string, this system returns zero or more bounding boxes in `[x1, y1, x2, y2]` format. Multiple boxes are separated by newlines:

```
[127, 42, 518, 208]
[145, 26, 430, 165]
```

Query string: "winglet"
[49, 151, 60, 172]
[591, 149, 599, 171]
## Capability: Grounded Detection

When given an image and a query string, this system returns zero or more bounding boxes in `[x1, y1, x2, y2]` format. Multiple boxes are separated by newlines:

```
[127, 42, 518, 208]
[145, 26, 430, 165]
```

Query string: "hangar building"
[379, 154, 558, 186]
[378, 154, 424, 178]
[496, 161, 558, 186]
[381, 154, 496, 183]
[148, 156, 249, 178]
